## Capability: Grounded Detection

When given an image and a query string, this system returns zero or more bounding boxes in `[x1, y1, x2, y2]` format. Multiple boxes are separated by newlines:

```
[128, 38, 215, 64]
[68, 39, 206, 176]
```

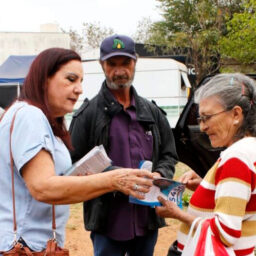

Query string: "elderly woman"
[0, 48, 153, 254]
[156, 73, 256, 255]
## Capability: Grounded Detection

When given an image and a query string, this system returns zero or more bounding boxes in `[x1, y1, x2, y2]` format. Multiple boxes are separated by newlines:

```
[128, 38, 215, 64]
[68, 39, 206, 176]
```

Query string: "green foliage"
[220, 64, 256, 73]
[220, 0, 256, 64]
[141, 0, 246, 83]
[182, 192, 191, 207]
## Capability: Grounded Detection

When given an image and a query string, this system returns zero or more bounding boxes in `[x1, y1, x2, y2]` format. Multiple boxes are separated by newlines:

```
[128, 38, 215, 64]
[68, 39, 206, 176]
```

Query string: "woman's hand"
[156, 196, 195, 226]
[156, 196, 183, 219]
[22, 150, 153, 204]
[179, 170, 202, 191]
[111, 168, 154, 200]
[152, 172, 161, 178]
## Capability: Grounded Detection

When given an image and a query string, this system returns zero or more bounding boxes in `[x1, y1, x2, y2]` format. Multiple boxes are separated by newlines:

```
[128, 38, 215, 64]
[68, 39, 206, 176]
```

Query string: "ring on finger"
[133, 184, 139, 191]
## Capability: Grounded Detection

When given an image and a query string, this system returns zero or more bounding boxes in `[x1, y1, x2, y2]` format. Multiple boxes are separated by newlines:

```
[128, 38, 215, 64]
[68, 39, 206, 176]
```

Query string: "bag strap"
[193, 219, 210, 255]
[8, 107, 57, 243]
[0, 109, 6, 122]
[9, 107, 21, 238]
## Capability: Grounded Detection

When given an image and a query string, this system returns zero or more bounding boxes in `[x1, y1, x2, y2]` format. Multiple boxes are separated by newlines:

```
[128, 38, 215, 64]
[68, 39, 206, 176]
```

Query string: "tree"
[68, 28, 84, 54]
[220, 0, 256, 64]
[145, 0, 245, 84]
[133, 17, 154, 43]
[82, 22, 114, 49]
[61, 28, 84, 54]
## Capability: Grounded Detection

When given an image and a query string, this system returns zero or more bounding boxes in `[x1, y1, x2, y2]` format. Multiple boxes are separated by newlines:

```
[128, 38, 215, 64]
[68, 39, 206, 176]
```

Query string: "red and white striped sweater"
[177, 137, 256, 256]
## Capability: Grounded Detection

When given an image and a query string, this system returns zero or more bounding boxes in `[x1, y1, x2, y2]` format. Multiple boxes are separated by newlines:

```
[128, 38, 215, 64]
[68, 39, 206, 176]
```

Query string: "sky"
[0, 0, 162, 36]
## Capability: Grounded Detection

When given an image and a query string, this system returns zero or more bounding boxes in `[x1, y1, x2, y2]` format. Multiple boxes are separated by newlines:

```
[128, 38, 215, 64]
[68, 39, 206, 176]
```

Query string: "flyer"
[64, 145, 112, 176]
[129, 161, 185, 208]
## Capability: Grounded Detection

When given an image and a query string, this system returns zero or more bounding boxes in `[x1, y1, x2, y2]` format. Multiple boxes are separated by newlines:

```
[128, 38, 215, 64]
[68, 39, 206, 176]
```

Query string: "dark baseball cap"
[100, 34, 137, 61]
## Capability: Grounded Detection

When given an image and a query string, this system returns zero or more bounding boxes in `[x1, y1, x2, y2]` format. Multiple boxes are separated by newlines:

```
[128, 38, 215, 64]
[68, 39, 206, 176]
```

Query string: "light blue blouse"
[0, 101, 71, 251]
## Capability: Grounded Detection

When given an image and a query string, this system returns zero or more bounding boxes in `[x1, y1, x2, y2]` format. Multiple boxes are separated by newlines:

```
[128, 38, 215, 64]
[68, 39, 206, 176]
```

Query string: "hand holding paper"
[129, 161, 185, 208]
[155, 195, 185, 219]
[64, 145, 112, 176]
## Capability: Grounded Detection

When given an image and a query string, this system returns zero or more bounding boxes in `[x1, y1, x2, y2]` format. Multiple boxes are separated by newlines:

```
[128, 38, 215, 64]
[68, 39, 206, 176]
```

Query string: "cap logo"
[112, 39, 125, 49]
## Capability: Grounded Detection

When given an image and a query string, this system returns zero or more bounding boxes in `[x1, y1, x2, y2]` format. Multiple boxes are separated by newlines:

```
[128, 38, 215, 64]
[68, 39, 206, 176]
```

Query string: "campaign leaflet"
[129, 161, 185, 208]
[64, 145, 112, 176]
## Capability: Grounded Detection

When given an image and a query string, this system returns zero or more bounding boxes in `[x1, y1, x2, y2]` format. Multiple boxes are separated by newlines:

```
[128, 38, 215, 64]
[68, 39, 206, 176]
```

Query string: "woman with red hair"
[0, 48, 153, 254]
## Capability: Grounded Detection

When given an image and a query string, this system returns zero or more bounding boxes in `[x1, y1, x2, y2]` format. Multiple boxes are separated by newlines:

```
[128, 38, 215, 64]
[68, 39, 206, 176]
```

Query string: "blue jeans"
[90, 230, 158, 256]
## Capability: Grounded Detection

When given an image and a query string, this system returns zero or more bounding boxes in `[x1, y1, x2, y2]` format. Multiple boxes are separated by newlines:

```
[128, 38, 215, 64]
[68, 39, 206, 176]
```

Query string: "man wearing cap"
[70, 34, 178, 256]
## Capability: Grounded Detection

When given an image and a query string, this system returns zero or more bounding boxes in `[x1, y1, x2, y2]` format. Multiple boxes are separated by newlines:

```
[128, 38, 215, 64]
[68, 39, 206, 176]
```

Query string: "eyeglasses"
[197, 110, 229, 124]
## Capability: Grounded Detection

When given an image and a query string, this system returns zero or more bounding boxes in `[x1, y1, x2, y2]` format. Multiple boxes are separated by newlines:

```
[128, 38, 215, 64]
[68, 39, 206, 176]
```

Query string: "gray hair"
[194, 73, 256, 138]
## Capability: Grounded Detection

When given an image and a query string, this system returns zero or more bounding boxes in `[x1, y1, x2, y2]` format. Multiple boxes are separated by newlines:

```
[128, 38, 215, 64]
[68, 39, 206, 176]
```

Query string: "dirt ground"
[64, 163, 190, 255]
[65, 203, 179, 256]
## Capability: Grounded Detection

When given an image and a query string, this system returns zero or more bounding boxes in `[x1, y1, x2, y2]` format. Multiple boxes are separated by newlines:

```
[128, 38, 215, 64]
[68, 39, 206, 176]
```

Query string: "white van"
[66, 57, 191, 127]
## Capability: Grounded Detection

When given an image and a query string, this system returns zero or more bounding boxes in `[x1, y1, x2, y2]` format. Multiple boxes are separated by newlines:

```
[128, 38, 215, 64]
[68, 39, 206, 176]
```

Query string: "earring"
[234, 120, 239, 125]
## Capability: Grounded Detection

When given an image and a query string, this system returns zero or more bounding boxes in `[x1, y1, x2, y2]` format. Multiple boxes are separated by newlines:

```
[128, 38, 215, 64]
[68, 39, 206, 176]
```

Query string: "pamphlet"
[129, 160, 185, 208]
[64, 145, 112, 176]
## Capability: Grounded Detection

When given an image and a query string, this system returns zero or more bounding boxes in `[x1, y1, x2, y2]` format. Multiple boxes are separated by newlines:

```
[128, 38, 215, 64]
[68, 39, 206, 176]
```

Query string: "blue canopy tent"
[0, 55, 36, 108]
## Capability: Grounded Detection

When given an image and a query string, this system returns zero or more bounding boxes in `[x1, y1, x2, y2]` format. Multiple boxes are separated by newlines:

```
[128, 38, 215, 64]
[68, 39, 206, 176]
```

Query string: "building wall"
[0, 32, 70, 63]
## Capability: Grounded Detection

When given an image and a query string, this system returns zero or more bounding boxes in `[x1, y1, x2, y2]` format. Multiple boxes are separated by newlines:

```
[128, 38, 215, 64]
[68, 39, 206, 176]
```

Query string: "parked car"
[173, 74, 256, 177]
